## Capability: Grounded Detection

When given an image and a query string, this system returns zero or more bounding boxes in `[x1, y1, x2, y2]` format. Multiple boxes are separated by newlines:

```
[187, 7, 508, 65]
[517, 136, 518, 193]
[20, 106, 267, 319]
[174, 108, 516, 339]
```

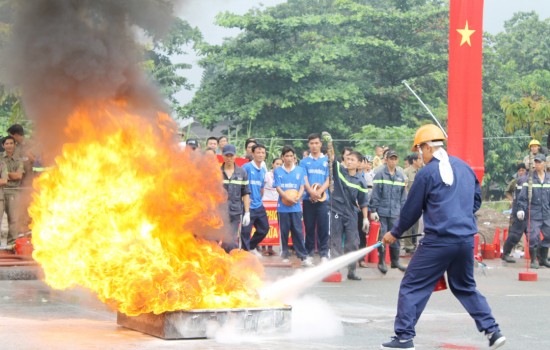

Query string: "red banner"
[447, 0, 485, 183]
[216, 155, 249, 167]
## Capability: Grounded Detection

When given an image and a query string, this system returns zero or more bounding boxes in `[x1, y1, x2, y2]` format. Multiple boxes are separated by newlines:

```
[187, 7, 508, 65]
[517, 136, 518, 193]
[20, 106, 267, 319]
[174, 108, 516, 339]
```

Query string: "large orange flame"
[30, 102, 268, 316]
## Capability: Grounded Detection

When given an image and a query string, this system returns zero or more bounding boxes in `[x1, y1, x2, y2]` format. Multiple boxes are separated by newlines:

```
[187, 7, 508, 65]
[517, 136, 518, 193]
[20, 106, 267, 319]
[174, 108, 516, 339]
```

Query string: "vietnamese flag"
[447, 0, 485, 183]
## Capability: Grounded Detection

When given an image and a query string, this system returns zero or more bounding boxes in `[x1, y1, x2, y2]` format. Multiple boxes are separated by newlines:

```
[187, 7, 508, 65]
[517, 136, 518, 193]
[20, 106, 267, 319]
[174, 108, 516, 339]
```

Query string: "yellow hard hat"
[528, 139, 541, 149]
[411, 124, 446, 151]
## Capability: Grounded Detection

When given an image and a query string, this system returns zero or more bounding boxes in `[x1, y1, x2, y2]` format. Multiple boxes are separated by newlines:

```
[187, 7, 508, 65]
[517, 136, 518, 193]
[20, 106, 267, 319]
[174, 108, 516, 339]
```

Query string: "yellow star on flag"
[457, 21, 476, 46]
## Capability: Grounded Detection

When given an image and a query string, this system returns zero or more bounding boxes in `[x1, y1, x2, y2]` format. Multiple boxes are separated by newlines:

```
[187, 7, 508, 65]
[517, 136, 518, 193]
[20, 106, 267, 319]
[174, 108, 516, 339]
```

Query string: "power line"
[255, 135, 532, 142]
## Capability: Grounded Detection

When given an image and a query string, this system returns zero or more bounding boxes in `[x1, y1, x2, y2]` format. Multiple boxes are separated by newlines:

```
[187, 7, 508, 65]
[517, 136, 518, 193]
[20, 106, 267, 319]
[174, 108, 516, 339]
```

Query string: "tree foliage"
[187, 0, 449, 140]
[352, 124, 417, 158]
[142, 17, 203, 116]
[482, 12, 550, 195]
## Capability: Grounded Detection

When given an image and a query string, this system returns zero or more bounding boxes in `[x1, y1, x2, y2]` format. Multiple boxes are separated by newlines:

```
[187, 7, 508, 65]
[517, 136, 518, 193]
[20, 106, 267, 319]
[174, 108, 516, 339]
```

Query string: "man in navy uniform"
[516, 153, 550, 269]
[379, 124, 505, 350]
[220, 144, 250, 252]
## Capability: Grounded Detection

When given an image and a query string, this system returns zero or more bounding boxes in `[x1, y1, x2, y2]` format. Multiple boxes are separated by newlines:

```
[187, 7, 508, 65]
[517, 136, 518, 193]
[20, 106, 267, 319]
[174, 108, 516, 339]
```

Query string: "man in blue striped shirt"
[274, 145, 313, 267]
[300, 133, 330, 261]
[241, 144, 270, 253]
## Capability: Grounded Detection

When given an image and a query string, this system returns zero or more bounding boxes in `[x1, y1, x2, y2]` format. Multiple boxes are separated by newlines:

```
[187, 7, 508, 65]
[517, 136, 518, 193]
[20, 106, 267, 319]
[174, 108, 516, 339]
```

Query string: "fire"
[29, 102, 268, 316]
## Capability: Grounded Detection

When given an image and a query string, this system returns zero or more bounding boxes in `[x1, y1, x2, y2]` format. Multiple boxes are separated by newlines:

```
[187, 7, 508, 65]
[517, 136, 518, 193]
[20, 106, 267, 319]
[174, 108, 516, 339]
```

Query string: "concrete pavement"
[1, 256, 549, 349]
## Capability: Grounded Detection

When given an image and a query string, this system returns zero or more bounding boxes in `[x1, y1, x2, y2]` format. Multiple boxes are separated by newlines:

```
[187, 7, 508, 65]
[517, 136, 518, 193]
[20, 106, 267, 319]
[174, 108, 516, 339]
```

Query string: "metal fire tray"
[117, 306, 292, 339]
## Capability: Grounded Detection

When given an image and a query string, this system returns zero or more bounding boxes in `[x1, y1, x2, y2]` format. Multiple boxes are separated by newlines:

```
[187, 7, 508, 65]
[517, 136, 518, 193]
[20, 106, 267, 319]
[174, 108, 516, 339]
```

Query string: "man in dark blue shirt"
[327, 149, 369, 280]
[220, 144, 250, 253]
[379, 124, 505, 350]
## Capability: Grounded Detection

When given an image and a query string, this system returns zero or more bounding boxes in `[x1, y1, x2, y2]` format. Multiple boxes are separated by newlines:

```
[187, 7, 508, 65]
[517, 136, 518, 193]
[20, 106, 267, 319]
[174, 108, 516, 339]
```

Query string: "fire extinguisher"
[15, 232, 34, 256]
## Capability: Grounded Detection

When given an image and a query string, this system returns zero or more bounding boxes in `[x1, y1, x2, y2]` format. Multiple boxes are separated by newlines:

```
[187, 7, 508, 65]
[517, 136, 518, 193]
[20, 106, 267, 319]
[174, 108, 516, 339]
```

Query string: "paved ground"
[0, 254, 549, 350]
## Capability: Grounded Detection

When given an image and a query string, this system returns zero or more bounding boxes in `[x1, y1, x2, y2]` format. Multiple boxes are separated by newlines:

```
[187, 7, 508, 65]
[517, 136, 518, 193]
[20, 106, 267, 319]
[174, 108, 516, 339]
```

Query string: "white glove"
[370, 212, 379, 222]
[516, 210, 525, 221]
[242, 212, 251, 226]
[362, 218, 370, 233]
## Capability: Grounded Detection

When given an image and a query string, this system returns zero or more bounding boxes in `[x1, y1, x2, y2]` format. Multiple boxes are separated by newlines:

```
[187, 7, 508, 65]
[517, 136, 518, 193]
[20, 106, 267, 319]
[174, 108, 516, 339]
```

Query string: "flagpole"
[402, 80, 448, 138]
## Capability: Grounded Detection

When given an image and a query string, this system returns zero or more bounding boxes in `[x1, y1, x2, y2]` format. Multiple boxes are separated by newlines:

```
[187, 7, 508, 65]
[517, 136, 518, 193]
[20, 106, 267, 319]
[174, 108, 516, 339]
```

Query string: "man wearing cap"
[220, 144, 250, 252]
[186, 138, 200, 151]
[501, 162, 528, 263]
[516, 153, 550, 268]
[379, 124, 505, 350]
[369, 149, 407, 273]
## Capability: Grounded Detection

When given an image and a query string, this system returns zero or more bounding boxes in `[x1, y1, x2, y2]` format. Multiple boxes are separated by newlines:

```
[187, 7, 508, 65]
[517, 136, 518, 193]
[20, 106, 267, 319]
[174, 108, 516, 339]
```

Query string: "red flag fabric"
[447, 0, 485, 183]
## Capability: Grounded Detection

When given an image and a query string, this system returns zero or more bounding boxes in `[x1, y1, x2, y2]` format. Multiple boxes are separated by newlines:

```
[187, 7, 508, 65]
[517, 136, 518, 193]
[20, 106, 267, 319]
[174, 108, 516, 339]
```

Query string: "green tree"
[352, 124, 417, 159]
[142, 18, 203, 116]
[481, 12, 550, 196]
[500, 70, 550, 141]
[187, 0, 449, 140]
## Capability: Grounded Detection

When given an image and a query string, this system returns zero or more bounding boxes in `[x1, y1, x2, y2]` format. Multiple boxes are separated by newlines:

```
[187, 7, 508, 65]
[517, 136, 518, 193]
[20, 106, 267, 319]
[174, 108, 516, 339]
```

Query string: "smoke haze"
[0, 0, 181, 157]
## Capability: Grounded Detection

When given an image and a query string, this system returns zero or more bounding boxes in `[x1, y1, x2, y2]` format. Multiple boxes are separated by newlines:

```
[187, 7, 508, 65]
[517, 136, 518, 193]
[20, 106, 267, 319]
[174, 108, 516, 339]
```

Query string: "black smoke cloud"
[0, 0, 181, 156]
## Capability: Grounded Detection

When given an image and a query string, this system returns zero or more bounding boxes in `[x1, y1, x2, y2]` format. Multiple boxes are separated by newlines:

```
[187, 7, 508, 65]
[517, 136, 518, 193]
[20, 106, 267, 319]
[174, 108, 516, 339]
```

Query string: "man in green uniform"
[1, 136, 24, 246]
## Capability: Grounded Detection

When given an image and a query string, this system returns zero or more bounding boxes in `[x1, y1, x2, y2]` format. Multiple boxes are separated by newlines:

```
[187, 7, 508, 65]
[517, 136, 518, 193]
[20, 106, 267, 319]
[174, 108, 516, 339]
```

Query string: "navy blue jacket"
[221, 164, 250, 217]
[331, 161, 369, 218]
[369, 165, 407, 218]
[390, 156, 481, 241]
[517, 172, 550, 221]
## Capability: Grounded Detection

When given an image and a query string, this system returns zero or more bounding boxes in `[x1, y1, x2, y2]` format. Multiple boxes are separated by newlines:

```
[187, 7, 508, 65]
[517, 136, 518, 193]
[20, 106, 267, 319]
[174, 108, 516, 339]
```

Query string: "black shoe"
[378, 262, 388, 274]
[391, 262, 407, 272]
[347, 273, 361, 281]
[380, 336, 414, 349]
[501, 254, 516, 263]
[487, 331, 506, 349]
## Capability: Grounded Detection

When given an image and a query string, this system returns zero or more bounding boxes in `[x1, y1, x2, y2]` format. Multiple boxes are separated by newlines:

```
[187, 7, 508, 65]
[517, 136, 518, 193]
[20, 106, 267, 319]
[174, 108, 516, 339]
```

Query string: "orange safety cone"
[474, 233, 482, 259]
[434, 275, 447, 292]
[492, 228, 501, 258]
[323, 271, 342, 283]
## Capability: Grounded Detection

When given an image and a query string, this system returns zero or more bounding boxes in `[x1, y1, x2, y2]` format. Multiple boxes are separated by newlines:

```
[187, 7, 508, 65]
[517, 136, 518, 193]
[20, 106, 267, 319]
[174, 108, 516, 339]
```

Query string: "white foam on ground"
[288, 295, 343, 339]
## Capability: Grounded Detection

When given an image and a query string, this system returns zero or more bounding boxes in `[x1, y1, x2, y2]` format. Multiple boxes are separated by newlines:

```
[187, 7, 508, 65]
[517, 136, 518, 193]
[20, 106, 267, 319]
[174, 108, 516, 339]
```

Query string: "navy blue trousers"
[394, 235, 499, 340]
[379, 216, 400, 249]
[278, 212, 308, 260]
[528, 216, 550, 248]
[303, 200, 330, 258]
[240, 206, 270, 251]
[504, 215, 527, 247]
[329, 211, 359, 258]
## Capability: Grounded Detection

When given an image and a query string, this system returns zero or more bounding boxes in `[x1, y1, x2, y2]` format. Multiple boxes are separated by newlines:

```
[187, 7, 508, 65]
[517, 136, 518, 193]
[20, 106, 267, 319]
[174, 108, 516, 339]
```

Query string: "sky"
[175, 0, 550, 105]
